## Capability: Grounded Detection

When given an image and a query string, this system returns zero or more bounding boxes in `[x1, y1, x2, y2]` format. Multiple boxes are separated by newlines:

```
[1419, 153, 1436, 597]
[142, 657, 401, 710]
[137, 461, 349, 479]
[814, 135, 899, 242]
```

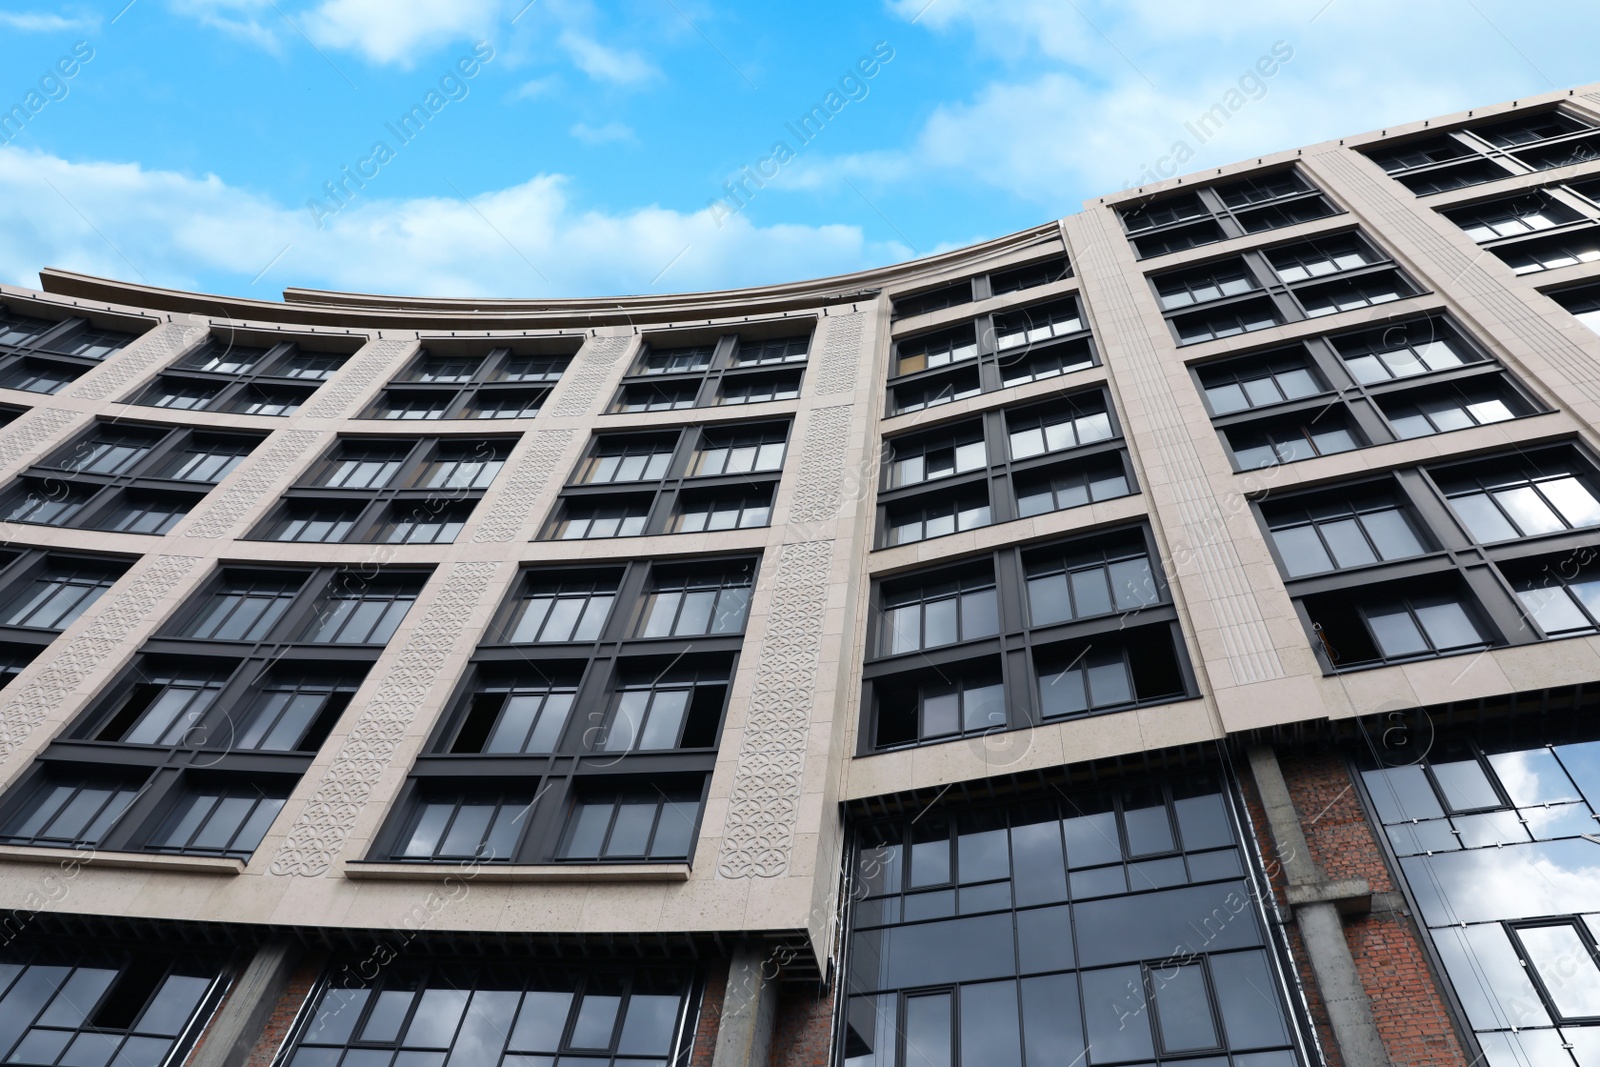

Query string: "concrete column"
[190, 941, 299, 1067]
[1247, 745, 1392, 1067]
[711, 942, 778, 1067]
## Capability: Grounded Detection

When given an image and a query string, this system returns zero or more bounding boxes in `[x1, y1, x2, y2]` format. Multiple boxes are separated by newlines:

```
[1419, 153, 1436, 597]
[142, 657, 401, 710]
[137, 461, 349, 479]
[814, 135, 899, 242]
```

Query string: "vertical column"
[712, 943, 779, 1067]
[1248, 746, 1391, 1067]
[189, 943, 299, 1067]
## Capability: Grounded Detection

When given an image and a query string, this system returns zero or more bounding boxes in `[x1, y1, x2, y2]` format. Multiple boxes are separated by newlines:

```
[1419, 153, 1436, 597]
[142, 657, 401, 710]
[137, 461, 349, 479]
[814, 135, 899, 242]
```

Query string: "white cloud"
[0, 147, 910, 299]
[558, 31, 657, 85]
[512, 75, 560, 100]
[166, 0, 280, 52]
[570, 121, 634, 145]
[0, 12, 99, 32]
[301, 0, 503, 66]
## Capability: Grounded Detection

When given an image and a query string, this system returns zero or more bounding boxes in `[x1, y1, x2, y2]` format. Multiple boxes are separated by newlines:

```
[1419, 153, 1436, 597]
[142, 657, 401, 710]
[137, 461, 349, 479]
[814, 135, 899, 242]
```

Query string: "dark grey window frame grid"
[1192, 313, 1547, 471]
[541, 418, 790, 541]
[365, 555, 758, 867]
[363, 338, 580, 421]
[607, 328, 814, 413]
[1253, 440, 1600, 673]
[1117, 165, 1344, 260]
[859, 522, 1193, 755]
[1438, 172, 1600, 276]
[1150, 227, 1424, 347]
[0, 547, 136, 689]
[875, 388, 1137, 550]
[889, 253, 1072, 322]
[0, 302, 148, 396]
[1363, 106, 1600, 196]
[130, 332, 365, 417]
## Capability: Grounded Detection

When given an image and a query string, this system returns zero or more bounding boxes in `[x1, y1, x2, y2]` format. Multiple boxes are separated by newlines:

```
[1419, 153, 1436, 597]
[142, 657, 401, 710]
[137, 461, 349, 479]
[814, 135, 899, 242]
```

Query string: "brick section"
[241, 956, 326, 1067]
[1248, 750, 1472, 1067]
[768, 981, 835, 1067]
[688, 958, 729, 1067]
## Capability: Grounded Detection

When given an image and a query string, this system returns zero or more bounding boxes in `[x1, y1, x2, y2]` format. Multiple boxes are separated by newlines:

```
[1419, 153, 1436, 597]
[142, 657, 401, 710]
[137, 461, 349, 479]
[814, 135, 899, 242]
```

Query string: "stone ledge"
[0, 844, 243, 875]
[1286, 877, 1373, 916]
[342, 861, 691, 883]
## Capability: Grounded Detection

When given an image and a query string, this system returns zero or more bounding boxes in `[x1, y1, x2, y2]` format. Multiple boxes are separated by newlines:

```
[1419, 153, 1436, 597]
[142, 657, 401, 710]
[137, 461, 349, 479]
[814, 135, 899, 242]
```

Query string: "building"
[0, 80, 1597, 1067]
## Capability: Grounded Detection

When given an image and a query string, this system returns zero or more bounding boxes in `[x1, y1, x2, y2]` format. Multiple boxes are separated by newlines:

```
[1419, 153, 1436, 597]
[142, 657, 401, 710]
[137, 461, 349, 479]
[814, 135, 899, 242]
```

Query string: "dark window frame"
[362, 338, 579, 420]
[1363, 106, 1600, 196]
[608, 328, 814, 413]
[1118, 165, 1343, 259]
[0, 302, 148, 395]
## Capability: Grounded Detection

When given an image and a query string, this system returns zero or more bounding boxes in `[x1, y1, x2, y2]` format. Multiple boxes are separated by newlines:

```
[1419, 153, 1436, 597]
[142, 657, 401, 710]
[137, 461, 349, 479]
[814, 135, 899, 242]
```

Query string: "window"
[0, 775, 141, 848]
[1359, 733, 1600, 1060]
[285, 964, 691, 1067]
[131, 335, 356, 416]
[1435, 450, 1600, 543]
[1199, 352, 1323, 414]
[889, 290, 1098, 415]
[884, 487, 992, 547]
[864, 529, 1186, 752]
[0, 947, 222, 1067]
[1304, 581, 1489, 668]
[363, 340, 575, 419]
[551, 421, 788, 539]
[0, 305, 143, 394]
[232, 675, 357, 751]
[559, 787, 701, 861]
[1118, 168, 1341, 258]
[1006, 397, 1114, 459]
[397, 790, 532, 861]
[1263, 491, 1427, 577]
[612, 328, 811, 411]
[1334, 324, 1481, 384]
[842, 775, 1305, 1067]
[0, 420, 264, 534]
[252, 436, 509, 544]
[146, 783, 288, 859]
[297, 574, 425, 644]
[673, 487, 772, 532]
[1554, 283, 1600, 334]
[886, 425, 986, 488]
[1225, 413, 1360, 469]
[448, 682, 578, 754]
[1506, 555, 1600, 637]
[690, 424, 787, 476]
[1378, 381, 1527, 438]
[496, 572, 619, 643]
[594, 666, 727, 753]
[879, 569, 999, 656]
[551, 497, 651, 539]
[1364, 107, 1599, 194]
[636, 564, 753, 638]
[890, 255, 1071, 319]
[0, 560, 124, 630]
[881, 393, 1133, 546]
[1153, 230, 1418, 345]
[1013, 455, 1131, 518]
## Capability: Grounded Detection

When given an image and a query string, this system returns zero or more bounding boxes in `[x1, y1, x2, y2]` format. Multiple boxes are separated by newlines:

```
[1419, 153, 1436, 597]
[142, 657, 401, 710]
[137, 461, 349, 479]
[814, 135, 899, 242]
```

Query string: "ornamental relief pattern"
[0, 407, 83, 475]
[550, 336, 631, 417]
[0, 554, 201, 762]
[183, 430, 324, 540]
[471, 428, 574, 543]
[270, 561, 499, 877]
[69, 321, 204, 401]
[717, 539, 835, 879]
[814, 313, 864, 396]
[786, 405, 853, 524]
[303, 340, 415, 419]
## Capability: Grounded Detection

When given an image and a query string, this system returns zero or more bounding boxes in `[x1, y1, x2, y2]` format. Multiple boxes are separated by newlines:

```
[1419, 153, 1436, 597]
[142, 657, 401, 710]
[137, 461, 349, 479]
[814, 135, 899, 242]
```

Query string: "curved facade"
[0, 82, 1598, 1067]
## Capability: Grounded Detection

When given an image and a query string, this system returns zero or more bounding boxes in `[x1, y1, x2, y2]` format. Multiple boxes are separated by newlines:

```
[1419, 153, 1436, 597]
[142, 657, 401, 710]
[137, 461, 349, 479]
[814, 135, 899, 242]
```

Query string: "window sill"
[0, 843, 243, 875]
[342, 860, 691, 883]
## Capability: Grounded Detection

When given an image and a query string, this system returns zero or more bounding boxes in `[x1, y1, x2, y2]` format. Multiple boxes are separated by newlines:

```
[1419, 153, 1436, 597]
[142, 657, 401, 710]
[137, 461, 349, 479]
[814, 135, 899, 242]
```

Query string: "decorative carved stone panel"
[472, 429, 574, 543]
[717, 539, 834, 879]
[303, 340, 414, 419]
[69, 321, 204, 401]
[551, 336, 632, 417]
[270, 561, 500, 877]
[0, 554, 201, 762]
[814, 314, 864, 396]
[183, 430, 324, 540]
[0, 407, 82, 475]
[787, 405, 853, 524]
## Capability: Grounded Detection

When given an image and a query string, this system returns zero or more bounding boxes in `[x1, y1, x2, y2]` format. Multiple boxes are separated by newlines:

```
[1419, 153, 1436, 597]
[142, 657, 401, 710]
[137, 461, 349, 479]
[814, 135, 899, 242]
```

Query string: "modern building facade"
[0, 82, 1597, 1067]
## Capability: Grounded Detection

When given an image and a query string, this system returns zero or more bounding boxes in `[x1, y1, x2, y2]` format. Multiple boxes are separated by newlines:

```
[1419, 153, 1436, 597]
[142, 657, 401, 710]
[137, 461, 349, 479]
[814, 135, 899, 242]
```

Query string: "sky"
[0, 0, 1597, 302]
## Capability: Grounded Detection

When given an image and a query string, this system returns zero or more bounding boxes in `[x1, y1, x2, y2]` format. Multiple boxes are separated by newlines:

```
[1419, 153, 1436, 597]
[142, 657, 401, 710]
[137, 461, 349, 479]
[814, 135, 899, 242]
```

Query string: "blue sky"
[0, 0, 1597, 300]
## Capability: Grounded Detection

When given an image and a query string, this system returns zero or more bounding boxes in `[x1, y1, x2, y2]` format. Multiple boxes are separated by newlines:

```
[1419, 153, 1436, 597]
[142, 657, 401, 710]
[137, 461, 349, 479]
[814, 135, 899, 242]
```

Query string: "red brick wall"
[688, 958, 729, 1067]
[240, 956, 326, 1067]
[767, 981, 834, 1067]
[1246, 749, 1471, 1067]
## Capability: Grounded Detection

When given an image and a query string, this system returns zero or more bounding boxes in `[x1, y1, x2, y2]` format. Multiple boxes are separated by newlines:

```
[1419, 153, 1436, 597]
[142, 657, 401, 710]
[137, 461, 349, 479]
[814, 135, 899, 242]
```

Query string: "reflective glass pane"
[1451, 493, 1519, 542]
[1520, 925, 1600, 1019]
[1432, 759, 1501, 812]
[1020, 975, 1085, 1067]
[1153, 964, 1218, 1052]
[1210, 950, 1293, 1049]
[958, 982, 1020, 1067]
[1080, 965, 1154, 1063]
[1272, 526, 1332, 577]
[1320, 518, 1377, 569]
[903, 993, 952, 1067]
